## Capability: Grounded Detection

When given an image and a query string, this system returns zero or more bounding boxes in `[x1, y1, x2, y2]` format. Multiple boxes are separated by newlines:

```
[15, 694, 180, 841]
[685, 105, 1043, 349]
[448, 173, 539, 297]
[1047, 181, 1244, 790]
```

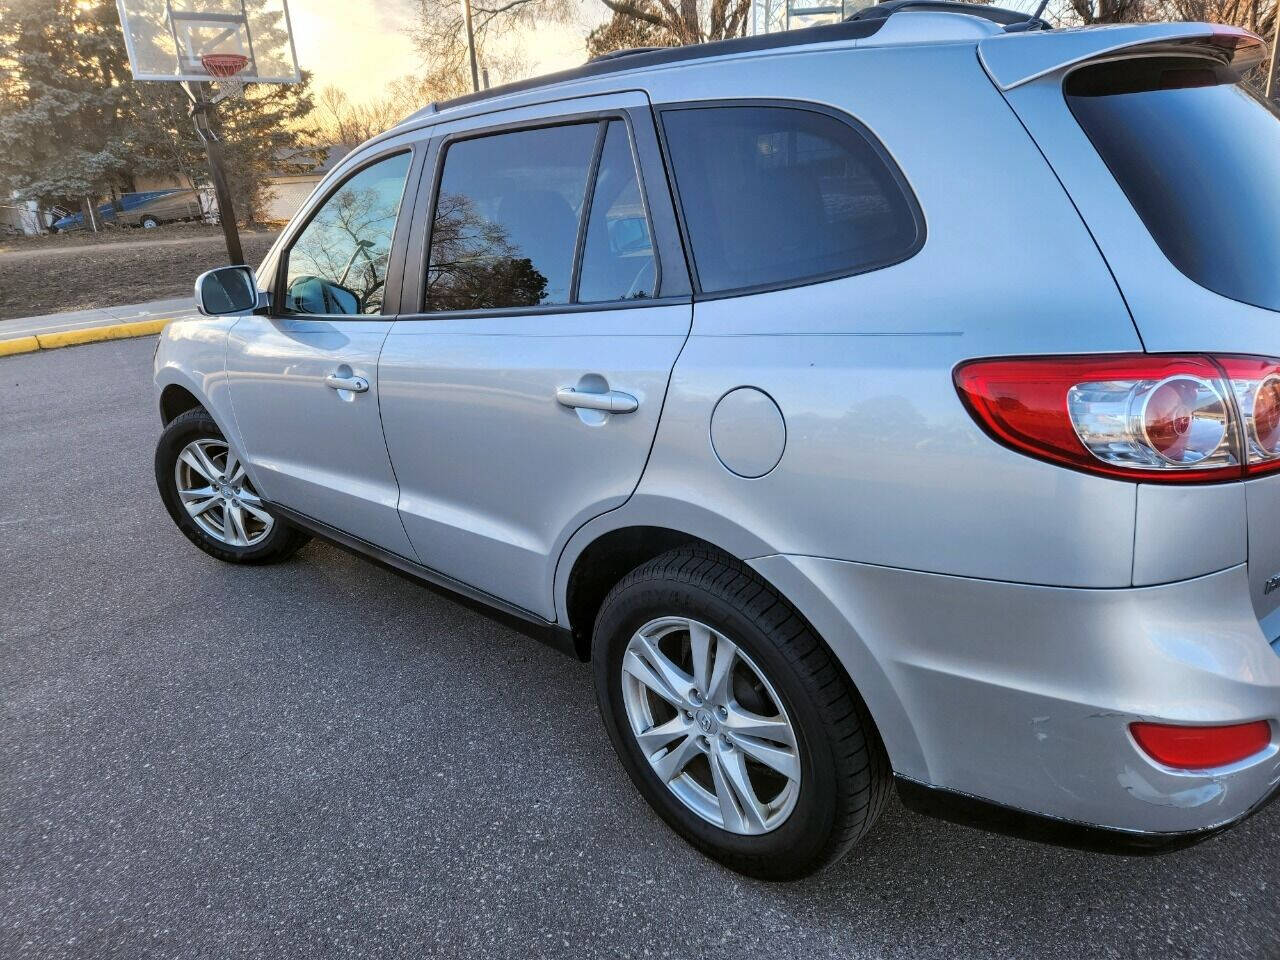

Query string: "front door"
[226, 147, 419, 557]
[379, 102, 692, 619]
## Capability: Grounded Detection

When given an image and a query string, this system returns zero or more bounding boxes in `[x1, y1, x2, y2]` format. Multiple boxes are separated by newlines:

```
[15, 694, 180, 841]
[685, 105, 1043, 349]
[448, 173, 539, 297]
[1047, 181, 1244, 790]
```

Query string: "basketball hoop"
[200, 52, 250, 102]
[116, 0, 299, 266]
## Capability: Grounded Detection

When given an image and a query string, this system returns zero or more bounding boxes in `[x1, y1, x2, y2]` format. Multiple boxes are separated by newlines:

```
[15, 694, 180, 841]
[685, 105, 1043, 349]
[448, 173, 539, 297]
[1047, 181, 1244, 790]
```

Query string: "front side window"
[426, 124, 598, 311]
[282, 151, 412, 315]
[1066, 57, 1280, 313]
[661, 105, 920, 294]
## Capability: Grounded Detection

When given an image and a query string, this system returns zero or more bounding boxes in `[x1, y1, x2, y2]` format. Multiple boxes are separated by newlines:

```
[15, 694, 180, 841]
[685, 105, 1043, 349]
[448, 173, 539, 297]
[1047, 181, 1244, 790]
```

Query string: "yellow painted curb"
[1, 317, 174, 357]
[0, 336, 39, 357]
[34, 317, 173, 350]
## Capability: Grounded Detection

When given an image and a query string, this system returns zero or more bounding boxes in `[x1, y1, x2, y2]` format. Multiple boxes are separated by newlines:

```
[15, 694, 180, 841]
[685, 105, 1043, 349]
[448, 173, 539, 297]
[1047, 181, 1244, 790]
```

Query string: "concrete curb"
[1, 317, 173, 357]
[0, 336, 39, 357]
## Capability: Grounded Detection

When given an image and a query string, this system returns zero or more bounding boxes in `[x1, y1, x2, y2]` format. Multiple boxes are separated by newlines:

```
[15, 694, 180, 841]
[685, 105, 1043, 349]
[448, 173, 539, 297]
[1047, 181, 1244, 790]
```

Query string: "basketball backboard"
[115, 0, 301, 84]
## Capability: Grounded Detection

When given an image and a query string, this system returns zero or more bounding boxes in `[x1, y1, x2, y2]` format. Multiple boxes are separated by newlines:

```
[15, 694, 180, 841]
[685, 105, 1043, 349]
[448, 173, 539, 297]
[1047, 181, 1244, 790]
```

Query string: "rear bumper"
[751, 556, 1280, 838]
[895, 774, 1280, 855]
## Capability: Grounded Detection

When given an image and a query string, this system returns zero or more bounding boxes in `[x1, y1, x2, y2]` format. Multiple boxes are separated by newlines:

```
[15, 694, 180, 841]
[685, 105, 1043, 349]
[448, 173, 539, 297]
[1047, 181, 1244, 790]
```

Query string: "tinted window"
[1067, 58, 1280, 313]
[578, 121, 656, 302]
[426, 124, 598, 311]
[661, 106, 919, 293]
[283, 151, 411, 315]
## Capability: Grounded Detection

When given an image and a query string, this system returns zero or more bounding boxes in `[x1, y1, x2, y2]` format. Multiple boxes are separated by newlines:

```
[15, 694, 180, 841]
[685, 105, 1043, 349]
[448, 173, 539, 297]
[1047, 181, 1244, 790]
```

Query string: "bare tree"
[586, 2, 682, 56]
[412, 0, 572, 93]
[413, 0, 754, 72]
[593, 0, 751, 47]
[311, 74, 471, 147]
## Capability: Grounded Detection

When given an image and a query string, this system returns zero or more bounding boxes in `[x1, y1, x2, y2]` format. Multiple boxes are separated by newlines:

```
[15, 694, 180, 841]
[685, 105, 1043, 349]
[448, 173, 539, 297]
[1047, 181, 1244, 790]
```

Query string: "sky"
[286, 0, 599, 103]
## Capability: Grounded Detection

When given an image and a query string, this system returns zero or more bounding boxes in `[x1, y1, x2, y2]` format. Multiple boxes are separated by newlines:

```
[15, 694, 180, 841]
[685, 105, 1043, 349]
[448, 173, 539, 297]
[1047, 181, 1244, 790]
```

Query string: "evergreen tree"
[0, 0, 139, 216]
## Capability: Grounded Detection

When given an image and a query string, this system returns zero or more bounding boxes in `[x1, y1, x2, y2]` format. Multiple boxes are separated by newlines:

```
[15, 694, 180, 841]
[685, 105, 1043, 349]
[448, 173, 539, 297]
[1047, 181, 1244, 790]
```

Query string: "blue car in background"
[53, 189, 203, 231]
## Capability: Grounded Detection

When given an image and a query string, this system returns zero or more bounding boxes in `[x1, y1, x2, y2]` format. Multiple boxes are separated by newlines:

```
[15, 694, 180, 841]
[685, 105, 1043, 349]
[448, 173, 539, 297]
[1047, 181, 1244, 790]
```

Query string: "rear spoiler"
[979, 22, 1267, 90]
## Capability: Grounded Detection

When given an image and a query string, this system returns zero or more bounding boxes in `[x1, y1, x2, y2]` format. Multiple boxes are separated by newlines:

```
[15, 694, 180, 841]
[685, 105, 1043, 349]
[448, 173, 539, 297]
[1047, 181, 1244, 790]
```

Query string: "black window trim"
[568, 121, 610, 303]
[653, 98, 927, 302]
[414, 107, 672, 318]
[271, 143, 421, 320]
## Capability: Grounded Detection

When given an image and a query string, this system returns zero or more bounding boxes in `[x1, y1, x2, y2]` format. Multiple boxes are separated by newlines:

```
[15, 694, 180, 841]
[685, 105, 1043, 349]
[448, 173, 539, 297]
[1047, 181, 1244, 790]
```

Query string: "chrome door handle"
[325, 374, 369, 393]
[556, 386, 639, 414]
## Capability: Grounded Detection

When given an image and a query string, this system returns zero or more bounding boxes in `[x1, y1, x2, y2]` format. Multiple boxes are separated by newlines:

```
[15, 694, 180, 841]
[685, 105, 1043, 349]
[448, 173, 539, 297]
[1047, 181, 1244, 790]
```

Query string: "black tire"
[592, 546, 891, 880]
[155, 408, 309, 564]
[140, 215, 160, 229]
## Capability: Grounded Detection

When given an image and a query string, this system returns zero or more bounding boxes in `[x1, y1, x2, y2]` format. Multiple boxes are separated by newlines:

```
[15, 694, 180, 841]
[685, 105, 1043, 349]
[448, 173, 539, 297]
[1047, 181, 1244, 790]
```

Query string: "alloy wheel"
[620, 616, 801, 835]
[173, 438, 273, 547]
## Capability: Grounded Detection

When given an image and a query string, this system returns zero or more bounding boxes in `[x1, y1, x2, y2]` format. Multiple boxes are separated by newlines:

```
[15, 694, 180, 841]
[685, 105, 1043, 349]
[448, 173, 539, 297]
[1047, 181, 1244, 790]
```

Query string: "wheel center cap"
[694, 708, 718, 735]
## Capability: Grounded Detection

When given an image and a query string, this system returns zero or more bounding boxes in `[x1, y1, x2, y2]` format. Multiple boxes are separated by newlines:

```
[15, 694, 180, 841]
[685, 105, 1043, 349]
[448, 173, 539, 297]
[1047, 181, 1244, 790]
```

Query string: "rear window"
[660, 105, 921, 294]
[1066, 57, 1280, 313]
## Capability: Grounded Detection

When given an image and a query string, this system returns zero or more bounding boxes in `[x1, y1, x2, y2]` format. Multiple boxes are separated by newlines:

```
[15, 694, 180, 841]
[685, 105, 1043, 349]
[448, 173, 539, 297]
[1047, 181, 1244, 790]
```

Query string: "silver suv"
[154, 4, 1280, 879]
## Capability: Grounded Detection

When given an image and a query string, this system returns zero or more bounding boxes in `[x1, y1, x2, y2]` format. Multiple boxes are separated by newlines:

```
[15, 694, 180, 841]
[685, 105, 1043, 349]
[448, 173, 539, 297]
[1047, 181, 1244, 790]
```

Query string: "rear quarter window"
[659, 104, 922, 295]
[1066, 56, 1280, 313]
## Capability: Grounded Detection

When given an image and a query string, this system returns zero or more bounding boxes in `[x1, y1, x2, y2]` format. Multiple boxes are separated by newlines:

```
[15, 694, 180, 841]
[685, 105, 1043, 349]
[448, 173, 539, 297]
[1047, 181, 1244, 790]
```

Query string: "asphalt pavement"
[2, 336, 1278, 960]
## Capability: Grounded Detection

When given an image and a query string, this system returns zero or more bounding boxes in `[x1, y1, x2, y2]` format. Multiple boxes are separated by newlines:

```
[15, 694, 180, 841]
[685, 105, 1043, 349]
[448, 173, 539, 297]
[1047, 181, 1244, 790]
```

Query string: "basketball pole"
[186, 81, 245, 266]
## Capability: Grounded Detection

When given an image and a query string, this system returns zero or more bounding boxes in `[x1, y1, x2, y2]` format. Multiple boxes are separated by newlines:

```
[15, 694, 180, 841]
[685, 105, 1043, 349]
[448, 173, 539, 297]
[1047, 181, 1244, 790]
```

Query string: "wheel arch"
[159, 382, 203, 425]
[154, 365, 241, 454]
[555, 505, 925, 777]
[563, 525, 705, 658]
[555, 497, 775, 656]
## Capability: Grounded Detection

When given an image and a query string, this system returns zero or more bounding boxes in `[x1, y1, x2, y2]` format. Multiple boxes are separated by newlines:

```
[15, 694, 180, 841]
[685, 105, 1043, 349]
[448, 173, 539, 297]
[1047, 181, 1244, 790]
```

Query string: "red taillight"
[954, 355, 1240, 483]
[1130, 721, 1271, 770]
[955, 354, 1280, 483]
[1216, 356, 1280, 477]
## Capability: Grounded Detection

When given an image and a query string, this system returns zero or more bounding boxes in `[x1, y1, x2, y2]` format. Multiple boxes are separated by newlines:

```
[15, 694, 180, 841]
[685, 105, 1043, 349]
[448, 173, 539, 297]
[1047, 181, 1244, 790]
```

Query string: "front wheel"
[155, 408, 309, 564]
[592, 547, 890, 880]
[140, 215, 160, 228]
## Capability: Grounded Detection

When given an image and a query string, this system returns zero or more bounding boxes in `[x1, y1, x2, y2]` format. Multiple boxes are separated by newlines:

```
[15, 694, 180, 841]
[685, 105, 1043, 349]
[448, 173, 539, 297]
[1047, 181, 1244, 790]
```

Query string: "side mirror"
[194, 265, 259, 316]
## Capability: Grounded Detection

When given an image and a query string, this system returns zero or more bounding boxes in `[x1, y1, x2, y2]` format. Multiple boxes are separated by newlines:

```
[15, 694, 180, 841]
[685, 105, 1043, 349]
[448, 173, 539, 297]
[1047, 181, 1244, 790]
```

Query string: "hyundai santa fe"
[154, 2, 1280, 879]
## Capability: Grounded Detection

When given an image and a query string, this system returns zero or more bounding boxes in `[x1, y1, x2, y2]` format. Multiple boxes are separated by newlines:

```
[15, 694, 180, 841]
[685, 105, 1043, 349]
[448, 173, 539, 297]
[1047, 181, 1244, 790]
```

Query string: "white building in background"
[264, 145, 351, 223]
[0, 197, 51, 236]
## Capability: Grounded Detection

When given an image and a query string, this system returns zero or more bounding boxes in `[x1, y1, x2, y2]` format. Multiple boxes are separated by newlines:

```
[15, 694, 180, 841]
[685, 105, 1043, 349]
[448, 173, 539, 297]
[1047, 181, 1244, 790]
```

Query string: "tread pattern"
[598, 545, 891, 877]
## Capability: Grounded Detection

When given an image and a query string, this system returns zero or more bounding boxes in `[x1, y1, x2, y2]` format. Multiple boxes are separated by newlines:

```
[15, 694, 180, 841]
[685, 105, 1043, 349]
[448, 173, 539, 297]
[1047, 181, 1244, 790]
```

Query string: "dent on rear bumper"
[751, 555, 1280, 835]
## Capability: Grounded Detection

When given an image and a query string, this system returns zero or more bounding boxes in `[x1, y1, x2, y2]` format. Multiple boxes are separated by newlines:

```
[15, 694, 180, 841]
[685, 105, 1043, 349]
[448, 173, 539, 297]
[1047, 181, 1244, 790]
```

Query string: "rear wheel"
[140, 215, 160, 228]
[155, 409, 309, 564]
[592, 547, 890, 880]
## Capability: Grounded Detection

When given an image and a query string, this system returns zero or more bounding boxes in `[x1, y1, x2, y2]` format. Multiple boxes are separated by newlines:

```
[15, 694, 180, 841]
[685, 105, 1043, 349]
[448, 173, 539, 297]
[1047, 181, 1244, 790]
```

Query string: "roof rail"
[414, 17, 886, 120]
[848, 0, 1051, 31]
[403, 0, 1045, 124]
[588, 46, 668, 63]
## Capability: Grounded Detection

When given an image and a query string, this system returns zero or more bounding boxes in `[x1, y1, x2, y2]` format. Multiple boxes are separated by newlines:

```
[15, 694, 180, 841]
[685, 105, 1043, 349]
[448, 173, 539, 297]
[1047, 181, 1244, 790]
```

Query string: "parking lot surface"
[2, 337, 1278, 960]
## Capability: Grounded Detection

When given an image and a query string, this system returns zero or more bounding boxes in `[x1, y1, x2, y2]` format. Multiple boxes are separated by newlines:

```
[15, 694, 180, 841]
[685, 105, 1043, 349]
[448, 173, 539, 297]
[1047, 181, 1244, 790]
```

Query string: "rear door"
[379, 94, 692, 619]
[225, 145, 422, 557]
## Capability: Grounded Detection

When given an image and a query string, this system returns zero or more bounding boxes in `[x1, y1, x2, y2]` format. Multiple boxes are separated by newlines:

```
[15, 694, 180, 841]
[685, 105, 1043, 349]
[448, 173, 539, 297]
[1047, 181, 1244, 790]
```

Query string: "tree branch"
[474, 0, 539, 17]
[473, 0, 539, 31]
[600, 0, 668, 28]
